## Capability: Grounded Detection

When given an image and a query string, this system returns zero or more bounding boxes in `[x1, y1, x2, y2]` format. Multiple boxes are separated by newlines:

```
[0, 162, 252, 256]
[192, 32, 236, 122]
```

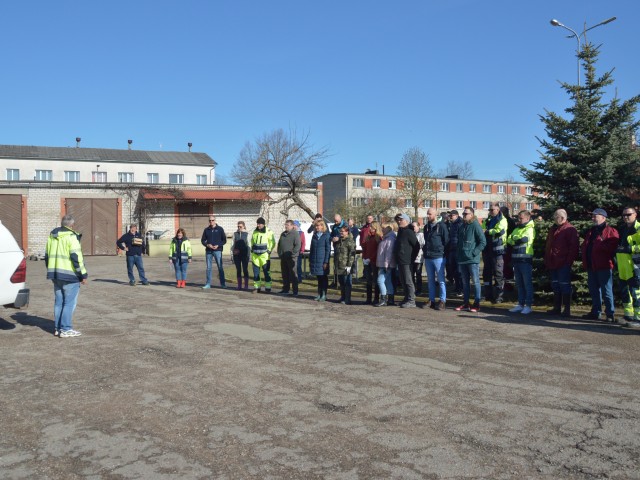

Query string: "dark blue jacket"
[448, 217, 463, 250]
[201, 225, 227, 251]
[423, 221, 449, 259]
[330, 220, 347, 240]
[117, 231, 145, 256]
[309, 232, 331, 276]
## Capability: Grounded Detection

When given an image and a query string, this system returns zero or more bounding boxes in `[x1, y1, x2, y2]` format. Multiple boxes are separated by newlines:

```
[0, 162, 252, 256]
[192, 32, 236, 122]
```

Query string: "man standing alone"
[201, 216, 227, 289]
[46, 214, 88, 337]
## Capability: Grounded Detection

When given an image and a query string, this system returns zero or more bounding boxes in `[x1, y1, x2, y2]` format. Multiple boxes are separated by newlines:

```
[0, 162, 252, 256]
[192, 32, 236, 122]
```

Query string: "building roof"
[0, 144, 216, 167]
[140, 189, 269, 201]
[315, 172, 532, 185]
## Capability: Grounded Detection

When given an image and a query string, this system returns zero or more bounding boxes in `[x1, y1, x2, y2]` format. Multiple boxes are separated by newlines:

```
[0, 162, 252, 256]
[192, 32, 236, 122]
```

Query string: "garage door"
[0, 195, 24, 250]
[65, 198, 118, 255]
[177, 204, 210, 241]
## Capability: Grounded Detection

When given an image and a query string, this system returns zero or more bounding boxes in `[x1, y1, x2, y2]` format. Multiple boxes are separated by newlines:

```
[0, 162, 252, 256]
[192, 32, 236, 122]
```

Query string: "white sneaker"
[626, 321, 640, 329]
[521, 306, 533, 315]
[60, 329, 82, 338]
[509, 305, 524, 313]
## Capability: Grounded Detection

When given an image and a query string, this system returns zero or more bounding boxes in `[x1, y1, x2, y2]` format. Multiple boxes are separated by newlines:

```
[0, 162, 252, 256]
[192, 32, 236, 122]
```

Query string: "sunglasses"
[622, 213, 634, 217]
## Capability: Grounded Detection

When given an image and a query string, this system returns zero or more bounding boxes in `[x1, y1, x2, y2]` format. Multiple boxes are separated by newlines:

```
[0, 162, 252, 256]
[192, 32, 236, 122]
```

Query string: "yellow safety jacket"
[623, 221, 640, 281]
[251, 227, 275, 267]
[45, 227, 88, 282]
[482, 214, 508, 256]
[507, 220, 535, 263]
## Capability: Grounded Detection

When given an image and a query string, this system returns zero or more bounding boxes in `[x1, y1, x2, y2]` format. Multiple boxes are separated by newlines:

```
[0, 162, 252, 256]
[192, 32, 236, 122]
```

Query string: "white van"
[0, 221, 29, 308]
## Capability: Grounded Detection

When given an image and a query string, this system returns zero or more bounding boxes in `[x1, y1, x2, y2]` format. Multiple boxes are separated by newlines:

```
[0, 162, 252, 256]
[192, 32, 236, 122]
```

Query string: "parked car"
[0, 221, 29, 308]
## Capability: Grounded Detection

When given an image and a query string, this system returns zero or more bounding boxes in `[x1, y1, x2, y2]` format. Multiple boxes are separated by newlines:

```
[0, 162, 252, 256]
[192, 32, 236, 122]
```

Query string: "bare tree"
[334, 190, 401, 224]
[232, 128, 328, 220]
[396, 146, 435, 220]
[496, 175, 524, 214]
[438, 160, 475, 179]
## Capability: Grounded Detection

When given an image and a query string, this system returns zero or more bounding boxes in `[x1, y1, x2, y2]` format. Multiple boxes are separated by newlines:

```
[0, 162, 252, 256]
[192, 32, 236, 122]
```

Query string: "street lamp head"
[600, 16, 616, 25]
[550, 19, 563, 27]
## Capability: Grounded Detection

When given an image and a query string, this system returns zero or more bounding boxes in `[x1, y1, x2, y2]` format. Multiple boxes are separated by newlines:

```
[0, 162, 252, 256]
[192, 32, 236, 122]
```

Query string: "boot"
[388, 294, 396, 306]
[244, 277, 249, 290]
[561, 293, 572, 317]
[319, 289, 327, 302]
[494, 286, 504, 304]
[237, 276, 242, 290]
[547, 292, 561, 315]
[182, 280, 187, 288]
[365, 284, 373, 305]
[175, 281, 180, 288]
[375, 295, 388, 307]
[483, 285, 494, 303]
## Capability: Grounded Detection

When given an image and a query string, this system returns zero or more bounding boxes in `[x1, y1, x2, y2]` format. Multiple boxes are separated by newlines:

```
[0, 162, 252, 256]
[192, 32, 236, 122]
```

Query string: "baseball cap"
[591, 208, 607, 218]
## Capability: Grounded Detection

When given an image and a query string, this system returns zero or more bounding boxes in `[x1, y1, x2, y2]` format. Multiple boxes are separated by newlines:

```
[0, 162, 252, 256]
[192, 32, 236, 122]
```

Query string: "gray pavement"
[1, 256, 639, 479]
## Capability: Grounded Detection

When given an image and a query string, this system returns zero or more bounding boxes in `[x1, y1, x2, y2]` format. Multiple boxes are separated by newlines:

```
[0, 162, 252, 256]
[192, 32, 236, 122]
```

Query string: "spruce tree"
[520, 43, 640, 219]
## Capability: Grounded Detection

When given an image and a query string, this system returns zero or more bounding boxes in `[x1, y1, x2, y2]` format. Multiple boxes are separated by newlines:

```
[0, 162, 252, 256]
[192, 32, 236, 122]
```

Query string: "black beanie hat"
[257, 217, 266, 225]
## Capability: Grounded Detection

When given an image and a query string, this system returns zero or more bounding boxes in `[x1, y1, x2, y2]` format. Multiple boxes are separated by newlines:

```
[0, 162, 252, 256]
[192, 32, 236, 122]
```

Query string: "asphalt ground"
[1, 256, 639, 479]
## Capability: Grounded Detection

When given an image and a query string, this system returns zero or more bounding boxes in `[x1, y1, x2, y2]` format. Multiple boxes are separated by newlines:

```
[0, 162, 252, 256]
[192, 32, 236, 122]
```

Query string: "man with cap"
[251, 217, 276, 293]
[394, 212, 420, 308]
[580, 208, 619, 321]
[423, 207, 450, 310]
[446, 209, 463, 296]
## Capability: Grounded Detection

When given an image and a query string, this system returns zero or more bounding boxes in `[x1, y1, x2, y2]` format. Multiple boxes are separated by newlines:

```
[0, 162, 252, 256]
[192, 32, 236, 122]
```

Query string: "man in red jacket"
[580, 208, 619, 322]
[544, 209, 579, 317]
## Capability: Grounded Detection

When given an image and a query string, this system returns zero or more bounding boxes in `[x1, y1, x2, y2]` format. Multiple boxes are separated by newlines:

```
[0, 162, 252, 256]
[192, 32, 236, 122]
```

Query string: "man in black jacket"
[116, 224, 149, 286]
[394, 213, 420, 308]
[424, 208, 450, 310]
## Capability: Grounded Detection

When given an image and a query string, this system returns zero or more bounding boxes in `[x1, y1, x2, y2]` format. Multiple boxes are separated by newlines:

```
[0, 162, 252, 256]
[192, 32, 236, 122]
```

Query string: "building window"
[470, 201, 477, 209]
[405, 198, 413, 208]
[372, 179, 381, 189]
[389, 180, 396, 190]
[456, 200, 464, 209]
[483, 184, 491, 193]
[456, 183, 463, 192]
[497, 185, 505, 194]
[498, 201, 506, 207]
[169, 174, 184, 184]
[526, 202, 533, 210]
[483, 201, 491, 209]
[35, 170, 53, 181]
[147, 173, 159, 184]
[352, 178, 364, 188]
[469, 184, 476, 193]
[439, 200, 448, 209]
[511, 186, 520, 194]
[440, 182, 449, 192]
[6, 169, 19, 181]
[118, 172, 134, 183]
[423, 198, 433, 208]
[351, 197, 365, 207]
[526, 186, 533, 195]
[196, 175, 208, 185]
[65, 171, 80, 182]
[92, 171, 107, 183]
[425, 181, 433, 191]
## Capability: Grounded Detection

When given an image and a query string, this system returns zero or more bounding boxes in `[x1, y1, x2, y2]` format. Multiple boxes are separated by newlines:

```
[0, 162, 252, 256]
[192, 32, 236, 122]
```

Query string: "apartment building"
[316, 171, 538, 223]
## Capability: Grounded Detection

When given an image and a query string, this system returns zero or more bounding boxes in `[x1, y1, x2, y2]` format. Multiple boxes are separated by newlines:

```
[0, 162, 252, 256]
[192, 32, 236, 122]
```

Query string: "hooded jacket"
[45, 227, 88, 283]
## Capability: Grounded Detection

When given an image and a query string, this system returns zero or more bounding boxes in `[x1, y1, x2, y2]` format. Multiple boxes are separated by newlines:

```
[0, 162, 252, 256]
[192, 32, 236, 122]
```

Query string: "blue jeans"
[173, 261, 188, 281]
[425, 257, 446, 302]
[377, 267, 394, 296]
[53, 279, 80, 332]
[126, 255, 148, 283]
[550, 265, 572, 294]
[587, 269, 614, 316]
[513, 262, 533, 306]
[459, 263, 481, 305]
[206, 250, 226, 286]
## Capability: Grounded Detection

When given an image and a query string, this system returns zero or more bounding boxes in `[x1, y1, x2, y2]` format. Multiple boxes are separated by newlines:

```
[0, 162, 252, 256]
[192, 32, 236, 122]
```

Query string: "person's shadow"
[10, 312, 55, 335]
[0, 317, 16, 330]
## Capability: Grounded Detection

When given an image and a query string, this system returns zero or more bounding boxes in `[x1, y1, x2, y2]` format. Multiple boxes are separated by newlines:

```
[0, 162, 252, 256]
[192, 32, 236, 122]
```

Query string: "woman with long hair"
[169, 228, 192, 288]
[309, 219, 331, 301]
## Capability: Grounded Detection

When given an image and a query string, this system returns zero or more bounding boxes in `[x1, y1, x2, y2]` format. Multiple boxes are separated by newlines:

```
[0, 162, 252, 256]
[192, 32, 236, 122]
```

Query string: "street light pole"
[549, 16, 616, 86]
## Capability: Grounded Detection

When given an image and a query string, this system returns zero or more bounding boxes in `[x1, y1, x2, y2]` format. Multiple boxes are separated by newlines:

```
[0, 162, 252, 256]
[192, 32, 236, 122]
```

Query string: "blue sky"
[1, 0, 637, 183]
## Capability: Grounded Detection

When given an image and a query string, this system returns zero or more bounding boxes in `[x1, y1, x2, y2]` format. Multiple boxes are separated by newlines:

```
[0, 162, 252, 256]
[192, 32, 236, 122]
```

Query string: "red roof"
[140, 189, 269, 201]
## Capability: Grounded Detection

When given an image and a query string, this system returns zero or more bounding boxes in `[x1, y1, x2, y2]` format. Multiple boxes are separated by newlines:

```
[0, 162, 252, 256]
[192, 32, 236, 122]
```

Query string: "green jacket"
[507, 220, 535, 263]
[251, 227, 276, 267]
[45, 227, 88, 282]
[482, 214, 508, 256]
[457, 219, 486, 265]
[620, 221, 640, 280]
[335, 233, 356, 272]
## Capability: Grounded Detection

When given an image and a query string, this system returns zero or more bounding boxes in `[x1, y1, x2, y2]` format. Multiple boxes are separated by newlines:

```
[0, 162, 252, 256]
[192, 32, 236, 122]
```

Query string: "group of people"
[45, 204, 640, 338]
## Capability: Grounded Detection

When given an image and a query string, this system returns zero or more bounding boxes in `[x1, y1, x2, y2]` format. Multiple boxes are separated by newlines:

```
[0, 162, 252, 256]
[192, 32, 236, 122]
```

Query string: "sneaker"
[509, 305, 524, 313]
[220, 284, 227, 289]
[278, 290, 290, 295]
[625, 321, 640, 329]
[606, 315, 615, 323]
[202, 284, 211, 289]
[400, 302, 416, 308]
[53, 330, 59, 337]
[129, 281, 136, 286]
[252, 288, 261, 294]
[455, 304, 470, 312]
[455, 291, 463, 298]
[617, 317, 630, 327]
[521, 306, 533, 315]
[581, 312, 600, 320]
[141, 281, 150, 286]
[436, 301, 446, 311]
[59, 329, 81, 338]
[469, 303, 480, 313]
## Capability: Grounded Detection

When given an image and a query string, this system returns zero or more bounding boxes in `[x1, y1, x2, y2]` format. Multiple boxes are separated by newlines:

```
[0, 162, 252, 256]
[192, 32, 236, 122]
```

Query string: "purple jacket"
[376, 231, 397, 269]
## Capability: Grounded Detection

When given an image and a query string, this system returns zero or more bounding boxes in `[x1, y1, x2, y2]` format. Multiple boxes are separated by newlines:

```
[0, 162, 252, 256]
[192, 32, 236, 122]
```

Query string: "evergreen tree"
[520, 43, 640, 218]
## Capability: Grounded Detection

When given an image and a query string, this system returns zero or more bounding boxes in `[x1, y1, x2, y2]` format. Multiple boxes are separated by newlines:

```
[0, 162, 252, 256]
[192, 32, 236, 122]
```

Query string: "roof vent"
[188, 142, 193, 152]
[128, 139, 133, 150]
[365, 169, 379, 175]
[75, 137, 81, 148]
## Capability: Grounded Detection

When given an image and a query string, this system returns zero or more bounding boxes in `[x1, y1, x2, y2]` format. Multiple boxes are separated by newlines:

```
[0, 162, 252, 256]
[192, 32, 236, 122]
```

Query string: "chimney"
[188, 142, 192, 152]
[127, 139, 133, 150]
[75, 137, 81, 148]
